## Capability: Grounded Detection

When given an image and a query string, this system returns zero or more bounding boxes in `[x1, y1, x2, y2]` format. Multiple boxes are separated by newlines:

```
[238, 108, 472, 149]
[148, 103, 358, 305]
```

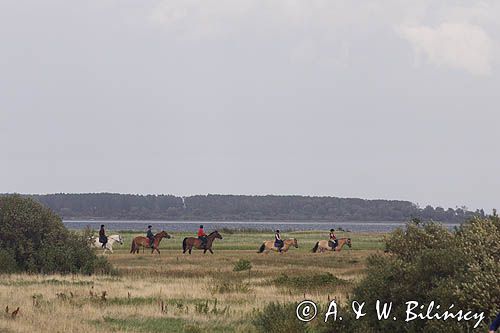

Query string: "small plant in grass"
[210, 275, 252, 294]
[233, 259, 252, 272]
[195, 300, 210, 314]
[194, 298, 230, 315]
[273, 272, 348, 291]
[252, 302, 308, 333]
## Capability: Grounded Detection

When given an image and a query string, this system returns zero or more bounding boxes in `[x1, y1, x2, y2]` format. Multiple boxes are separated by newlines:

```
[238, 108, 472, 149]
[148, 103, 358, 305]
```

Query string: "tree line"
[18, 193, 483, 222]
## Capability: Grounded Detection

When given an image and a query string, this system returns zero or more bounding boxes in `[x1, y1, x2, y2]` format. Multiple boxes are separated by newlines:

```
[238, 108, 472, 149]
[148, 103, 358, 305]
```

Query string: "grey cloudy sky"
[1, 0, 499, 211]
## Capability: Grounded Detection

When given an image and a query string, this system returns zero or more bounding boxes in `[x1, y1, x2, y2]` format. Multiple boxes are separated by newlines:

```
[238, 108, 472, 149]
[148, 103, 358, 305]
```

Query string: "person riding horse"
[328, 228, 338, 250]
[99, 225, 108, 248]
[274, 230, 284, 252]
[198, 225, 208, 249]
[146, 225, 155, 248]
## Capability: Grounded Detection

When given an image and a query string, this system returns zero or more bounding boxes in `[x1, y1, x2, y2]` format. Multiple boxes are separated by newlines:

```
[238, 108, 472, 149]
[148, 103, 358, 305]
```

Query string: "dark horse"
[182, 231, 223, 254]
[130, 231, 171, 255]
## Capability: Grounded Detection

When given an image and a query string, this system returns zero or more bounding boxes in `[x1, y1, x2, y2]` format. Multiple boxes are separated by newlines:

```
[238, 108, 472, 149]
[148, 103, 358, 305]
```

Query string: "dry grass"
[0, 231, 384, 332]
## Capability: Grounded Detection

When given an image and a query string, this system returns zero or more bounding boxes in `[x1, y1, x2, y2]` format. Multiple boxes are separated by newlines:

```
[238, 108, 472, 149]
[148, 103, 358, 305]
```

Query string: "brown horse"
[257, 238, 298, 254]
[182, 231, 223, 254]
[130, 231, 171, 254]
[311, 238, 352, 253]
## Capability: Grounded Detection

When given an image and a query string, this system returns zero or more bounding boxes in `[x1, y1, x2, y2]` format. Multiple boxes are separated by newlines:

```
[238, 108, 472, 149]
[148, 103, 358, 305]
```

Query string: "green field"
[0, 230, 385, 333]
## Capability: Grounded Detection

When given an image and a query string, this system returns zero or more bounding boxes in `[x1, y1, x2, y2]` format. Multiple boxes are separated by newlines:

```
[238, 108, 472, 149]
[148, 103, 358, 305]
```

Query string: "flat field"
[0, 230, 385, 333]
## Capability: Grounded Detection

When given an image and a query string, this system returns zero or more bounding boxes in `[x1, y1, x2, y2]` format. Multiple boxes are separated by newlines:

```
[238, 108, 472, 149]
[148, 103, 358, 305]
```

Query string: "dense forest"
[14, 193, 483, 223]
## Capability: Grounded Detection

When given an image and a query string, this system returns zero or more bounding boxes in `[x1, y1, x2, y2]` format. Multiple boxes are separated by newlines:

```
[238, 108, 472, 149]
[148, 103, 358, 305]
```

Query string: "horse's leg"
[189, 246, 192, 255]
[203, 248, 207, 254]
[209, 248, 214, 254]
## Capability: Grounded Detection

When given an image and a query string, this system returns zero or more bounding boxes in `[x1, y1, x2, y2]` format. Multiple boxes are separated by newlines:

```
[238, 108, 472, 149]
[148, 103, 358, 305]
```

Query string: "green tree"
[0, 195, 112, 274]
[342, 217, 500, 332]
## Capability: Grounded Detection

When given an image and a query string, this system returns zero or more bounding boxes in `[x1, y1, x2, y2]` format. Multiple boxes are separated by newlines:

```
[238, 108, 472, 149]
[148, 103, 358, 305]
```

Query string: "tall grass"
[0, 231, 383, 332]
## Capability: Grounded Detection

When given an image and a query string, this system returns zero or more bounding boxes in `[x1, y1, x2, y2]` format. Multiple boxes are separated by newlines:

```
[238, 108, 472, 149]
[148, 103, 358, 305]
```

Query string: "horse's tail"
[182, 238, 187, 252]
[257, 243, 266, 253]
[130, 239, 136, 253]
[312, 241, 319, 253]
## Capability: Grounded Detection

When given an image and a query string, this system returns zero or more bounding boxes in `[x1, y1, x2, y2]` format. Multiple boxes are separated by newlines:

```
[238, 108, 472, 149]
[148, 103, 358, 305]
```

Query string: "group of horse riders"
[273, 228, 338, 252]
[99, 224, 156, 249]
[99, 224, 210, 249]
[99, 224, 340, 251]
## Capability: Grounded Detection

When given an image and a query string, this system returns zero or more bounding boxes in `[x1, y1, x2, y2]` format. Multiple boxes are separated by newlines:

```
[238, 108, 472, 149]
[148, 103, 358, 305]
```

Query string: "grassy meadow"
[0, 230, 385, 333]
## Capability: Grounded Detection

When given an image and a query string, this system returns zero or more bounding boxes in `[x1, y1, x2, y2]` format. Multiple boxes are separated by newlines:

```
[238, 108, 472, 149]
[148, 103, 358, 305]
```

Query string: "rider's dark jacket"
[147, 229, 154, 244]
[99, 227, 107, 243]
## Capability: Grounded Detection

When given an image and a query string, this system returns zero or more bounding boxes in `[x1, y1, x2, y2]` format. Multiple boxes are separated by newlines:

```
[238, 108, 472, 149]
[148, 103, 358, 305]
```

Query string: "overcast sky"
[1, 1, 499, 211]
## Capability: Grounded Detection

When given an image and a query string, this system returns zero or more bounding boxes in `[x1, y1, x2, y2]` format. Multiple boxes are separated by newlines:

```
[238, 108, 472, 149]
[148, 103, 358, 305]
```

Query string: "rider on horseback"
[198, 225, 208, 249]
[147, 225, 155, 248]
[99, 225, 108, 248]
[275, 230, 284, 252]
[329, 228, 338, 250]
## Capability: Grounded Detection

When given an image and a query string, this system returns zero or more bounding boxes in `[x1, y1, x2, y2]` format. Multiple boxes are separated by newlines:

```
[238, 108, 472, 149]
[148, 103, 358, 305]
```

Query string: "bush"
[0, 249, 18, 273]
[0, 195, 112, 274]
[350, 217, 500, 332]
[233, 259, 252, 272]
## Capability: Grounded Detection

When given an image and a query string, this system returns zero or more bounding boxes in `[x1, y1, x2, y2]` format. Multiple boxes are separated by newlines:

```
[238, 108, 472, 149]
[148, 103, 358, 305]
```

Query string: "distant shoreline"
[63, 219, 461, 233]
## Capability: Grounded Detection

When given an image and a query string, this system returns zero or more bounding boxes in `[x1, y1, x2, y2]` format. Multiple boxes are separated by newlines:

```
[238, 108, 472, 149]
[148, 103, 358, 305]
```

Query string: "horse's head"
[346, 238, 352, 248]
[211, 230, 223, 240]
[117, 235, 124, 244]
[293, 238, 298, 248]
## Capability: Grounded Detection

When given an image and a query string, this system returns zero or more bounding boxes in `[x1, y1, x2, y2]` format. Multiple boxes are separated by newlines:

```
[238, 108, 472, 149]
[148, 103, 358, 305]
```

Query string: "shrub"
[351, 217, 500, 332]
[233, 259, 252, 272]
[0, 249, 18, 273]
[210, 277, 251, 294]
[0, 195, 112, 274]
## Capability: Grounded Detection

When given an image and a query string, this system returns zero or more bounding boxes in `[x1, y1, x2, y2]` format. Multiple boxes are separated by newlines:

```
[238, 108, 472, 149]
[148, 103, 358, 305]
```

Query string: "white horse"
[92, 234, 124, 254]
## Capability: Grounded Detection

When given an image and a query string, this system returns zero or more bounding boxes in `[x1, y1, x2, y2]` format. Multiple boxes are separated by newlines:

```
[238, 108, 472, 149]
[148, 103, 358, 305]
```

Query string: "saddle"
[329, 240, 338, 249]
[199, 236, 208, 249]
[148, 238, 155, 248]
[274, 240, 284, 248]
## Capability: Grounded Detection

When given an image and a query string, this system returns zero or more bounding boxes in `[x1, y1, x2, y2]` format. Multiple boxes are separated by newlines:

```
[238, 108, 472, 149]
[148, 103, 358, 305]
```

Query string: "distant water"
[63, 220, 460, 233]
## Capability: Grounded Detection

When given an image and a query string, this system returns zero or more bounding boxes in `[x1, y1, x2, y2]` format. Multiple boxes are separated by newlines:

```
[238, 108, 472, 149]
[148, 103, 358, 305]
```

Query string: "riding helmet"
[200, 225, 204, 228]
[330, 228, 335, 232]
[101, 224, 104, 228]
[148, 225, 152, 228]
[276, 229, 280, 233]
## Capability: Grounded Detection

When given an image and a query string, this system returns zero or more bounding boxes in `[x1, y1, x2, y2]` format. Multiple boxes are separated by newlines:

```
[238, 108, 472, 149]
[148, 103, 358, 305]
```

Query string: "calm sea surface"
[63, 220, 460, 233]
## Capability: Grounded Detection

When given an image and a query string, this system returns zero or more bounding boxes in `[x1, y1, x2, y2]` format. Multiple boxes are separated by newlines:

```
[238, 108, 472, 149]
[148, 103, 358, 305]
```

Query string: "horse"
[182, 231, 223, 254]
[257, 238, 298, 254]
[130, 231, 171, 255]
[91, 234, 123, 254]
[311, 238, 352, 253]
